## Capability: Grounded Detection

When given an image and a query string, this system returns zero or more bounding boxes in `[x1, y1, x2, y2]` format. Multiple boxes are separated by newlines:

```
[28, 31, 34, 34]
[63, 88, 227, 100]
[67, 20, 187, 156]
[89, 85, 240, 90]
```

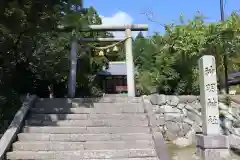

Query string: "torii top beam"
[83, 24, 148, 31]
[79, 37, 125, 42]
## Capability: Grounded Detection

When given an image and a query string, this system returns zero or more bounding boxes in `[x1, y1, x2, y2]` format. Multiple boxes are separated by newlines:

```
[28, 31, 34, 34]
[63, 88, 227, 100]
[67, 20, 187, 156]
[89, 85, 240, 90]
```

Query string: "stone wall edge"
[148, 94, 240, 105]
[0, 95, 38, 160]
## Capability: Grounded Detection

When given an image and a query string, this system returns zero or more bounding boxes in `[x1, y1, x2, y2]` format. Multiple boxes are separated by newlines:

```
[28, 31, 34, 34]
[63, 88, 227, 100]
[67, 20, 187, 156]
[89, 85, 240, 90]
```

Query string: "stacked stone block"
[149, 93, 240, 150]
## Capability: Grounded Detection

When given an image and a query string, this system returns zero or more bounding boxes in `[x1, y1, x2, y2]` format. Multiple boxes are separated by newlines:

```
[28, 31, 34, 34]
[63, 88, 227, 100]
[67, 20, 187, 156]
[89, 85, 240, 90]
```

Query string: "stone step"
[18, 133, 153, 141]
[35, 102, 142, 109]
[34, 102, 142, 108]
[26, 119, 148, 127]
[8, 158, 158, 160]
[7, 155, 158, 160]
[35, 98, 72, 109]
[72, 97, 142, 103]
[35, 98, 142, 108]
[7, 150, 157, 159]
[93, 103, 141, 108]
[28, 113, 147, 121]
[104, 94, 129, 97]
[30, 106, 144, 114]
[98, 98, 142, 103]
[13, 140, 154, 151]
[22, 126, 150, 134]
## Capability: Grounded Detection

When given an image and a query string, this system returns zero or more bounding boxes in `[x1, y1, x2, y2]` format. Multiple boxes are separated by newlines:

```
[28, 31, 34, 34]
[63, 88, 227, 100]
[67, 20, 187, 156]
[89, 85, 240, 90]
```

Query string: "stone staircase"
[6, 96, 160, 159]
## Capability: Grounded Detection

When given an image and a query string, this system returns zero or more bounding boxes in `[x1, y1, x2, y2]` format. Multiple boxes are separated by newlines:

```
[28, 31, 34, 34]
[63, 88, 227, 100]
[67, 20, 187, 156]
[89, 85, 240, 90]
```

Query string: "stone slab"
[156, 105, 181, 113]
[166, 96, 179, 106]
[149, 94, 166, 105]
[18, 133, 153, 141]
[177, 95, 199, 103]
[71, 97, 143, 103]
[30, 106, 144, 114]
[22, 126, 150, 134]
[13, 140, 154, 151]
[34, 102, 143, 109]
[10, 157, 158, 160]
[13, 142, 84, 151]
[196, 134, 229, 149]
[93, 103, 142, 108]
[7, 149, 157, 159]
[28, 113, 147, 121]
[164, 113, 185, 121]
[34, 98, 72, 109]
[26, 119, 149, 127]
[155, 114, 165, 126]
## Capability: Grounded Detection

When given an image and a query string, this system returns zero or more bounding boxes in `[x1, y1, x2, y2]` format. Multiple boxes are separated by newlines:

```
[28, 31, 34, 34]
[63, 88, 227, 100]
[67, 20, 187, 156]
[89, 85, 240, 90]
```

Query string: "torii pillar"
[68, 24, 148, 98]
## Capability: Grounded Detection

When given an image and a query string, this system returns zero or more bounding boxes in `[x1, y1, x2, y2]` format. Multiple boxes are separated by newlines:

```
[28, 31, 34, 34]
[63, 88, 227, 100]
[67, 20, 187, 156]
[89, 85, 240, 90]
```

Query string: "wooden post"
[68, 40, 78, 98]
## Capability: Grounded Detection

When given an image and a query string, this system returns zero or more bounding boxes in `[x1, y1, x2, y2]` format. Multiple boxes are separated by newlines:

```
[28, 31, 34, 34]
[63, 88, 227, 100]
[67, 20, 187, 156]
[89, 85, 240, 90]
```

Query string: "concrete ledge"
[0, 95, 37, 160]
[196, 134, 229, 149]
[152, 130, 169, 160]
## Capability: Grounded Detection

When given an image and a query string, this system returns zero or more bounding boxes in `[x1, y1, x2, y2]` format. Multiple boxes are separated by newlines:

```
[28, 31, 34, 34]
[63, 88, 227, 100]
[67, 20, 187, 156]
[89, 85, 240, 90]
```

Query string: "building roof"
[98, 61, 127, 76]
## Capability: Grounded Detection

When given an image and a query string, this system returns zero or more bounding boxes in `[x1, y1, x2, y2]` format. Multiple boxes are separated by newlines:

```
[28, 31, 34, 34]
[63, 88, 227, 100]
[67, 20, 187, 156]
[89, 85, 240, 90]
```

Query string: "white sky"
[100, 11, 147, 38]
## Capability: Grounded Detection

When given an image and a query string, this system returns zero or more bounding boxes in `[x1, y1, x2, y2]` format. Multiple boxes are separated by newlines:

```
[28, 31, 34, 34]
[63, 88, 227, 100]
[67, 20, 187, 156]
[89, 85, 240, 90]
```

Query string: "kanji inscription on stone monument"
[196, 55, 229, 160]
[199, 55, 220, 135]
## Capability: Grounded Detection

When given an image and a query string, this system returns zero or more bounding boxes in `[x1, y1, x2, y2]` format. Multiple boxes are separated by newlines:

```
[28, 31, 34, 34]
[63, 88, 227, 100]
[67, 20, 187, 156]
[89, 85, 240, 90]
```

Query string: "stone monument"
[196, 55, 229, 160]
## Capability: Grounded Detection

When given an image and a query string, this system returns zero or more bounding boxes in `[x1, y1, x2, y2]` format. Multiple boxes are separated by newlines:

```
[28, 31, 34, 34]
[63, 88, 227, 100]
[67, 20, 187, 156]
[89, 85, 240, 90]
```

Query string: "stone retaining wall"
[148, 94, 240, 148]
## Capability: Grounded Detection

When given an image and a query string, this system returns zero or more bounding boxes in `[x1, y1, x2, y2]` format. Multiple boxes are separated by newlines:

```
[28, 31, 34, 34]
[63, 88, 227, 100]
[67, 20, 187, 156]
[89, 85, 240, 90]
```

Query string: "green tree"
[0, 0, 110, 132]
[134, 12, 240, 95]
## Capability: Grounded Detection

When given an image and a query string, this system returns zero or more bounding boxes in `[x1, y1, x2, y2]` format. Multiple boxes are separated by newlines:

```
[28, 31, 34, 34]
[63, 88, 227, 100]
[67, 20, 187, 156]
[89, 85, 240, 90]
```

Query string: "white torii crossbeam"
[83, 24, 148, 31]
[68, 24, 148, 98]
[78, 37, 126, 42]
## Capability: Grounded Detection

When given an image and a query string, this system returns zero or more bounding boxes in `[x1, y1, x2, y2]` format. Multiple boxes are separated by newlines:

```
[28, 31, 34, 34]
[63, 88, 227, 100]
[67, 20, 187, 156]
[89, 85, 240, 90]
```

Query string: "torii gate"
[68, 24, 148, 98]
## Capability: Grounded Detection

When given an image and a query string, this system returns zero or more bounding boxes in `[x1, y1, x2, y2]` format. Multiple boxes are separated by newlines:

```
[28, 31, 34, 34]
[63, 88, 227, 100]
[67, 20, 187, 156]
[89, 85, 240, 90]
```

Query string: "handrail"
[0, 95, 37, 160]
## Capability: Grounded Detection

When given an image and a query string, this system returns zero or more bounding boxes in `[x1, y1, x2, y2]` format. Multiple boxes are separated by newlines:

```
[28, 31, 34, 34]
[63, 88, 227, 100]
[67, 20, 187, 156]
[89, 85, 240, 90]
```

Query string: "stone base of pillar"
[196, 134, 230, 160]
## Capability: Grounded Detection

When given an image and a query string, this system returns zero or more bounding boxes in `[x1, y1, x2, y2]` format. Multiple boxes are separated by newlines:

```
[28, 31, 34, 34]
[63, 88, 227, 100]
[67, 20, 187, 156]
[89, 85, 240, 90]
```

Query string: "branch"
[140, 8, 166, 28]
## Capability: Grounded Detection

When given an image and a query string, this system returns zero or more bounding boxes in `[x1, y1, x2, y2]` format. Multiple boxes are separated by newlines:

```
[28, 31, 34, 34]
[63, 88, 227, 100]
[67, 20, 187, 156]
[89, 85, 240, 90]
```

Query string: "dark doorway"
[100, 75, 127, 94]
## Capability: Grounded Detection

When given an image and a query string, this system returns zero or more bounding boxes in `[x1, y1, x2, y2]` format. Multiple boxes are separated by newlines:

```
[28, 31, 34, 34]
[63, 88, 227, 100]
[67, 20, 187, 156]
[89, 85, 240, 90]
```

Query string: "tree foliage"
[0, 0, 109, 132]
[134, 12, 240, 95]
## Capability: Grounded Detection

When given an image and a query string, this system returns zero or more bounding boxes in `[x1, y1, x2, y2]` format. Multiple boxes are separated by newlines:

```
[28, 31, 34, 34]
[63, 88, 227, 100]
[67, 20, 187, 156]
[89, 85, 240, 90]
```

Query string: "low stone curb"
[142, 95, 170, 160]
